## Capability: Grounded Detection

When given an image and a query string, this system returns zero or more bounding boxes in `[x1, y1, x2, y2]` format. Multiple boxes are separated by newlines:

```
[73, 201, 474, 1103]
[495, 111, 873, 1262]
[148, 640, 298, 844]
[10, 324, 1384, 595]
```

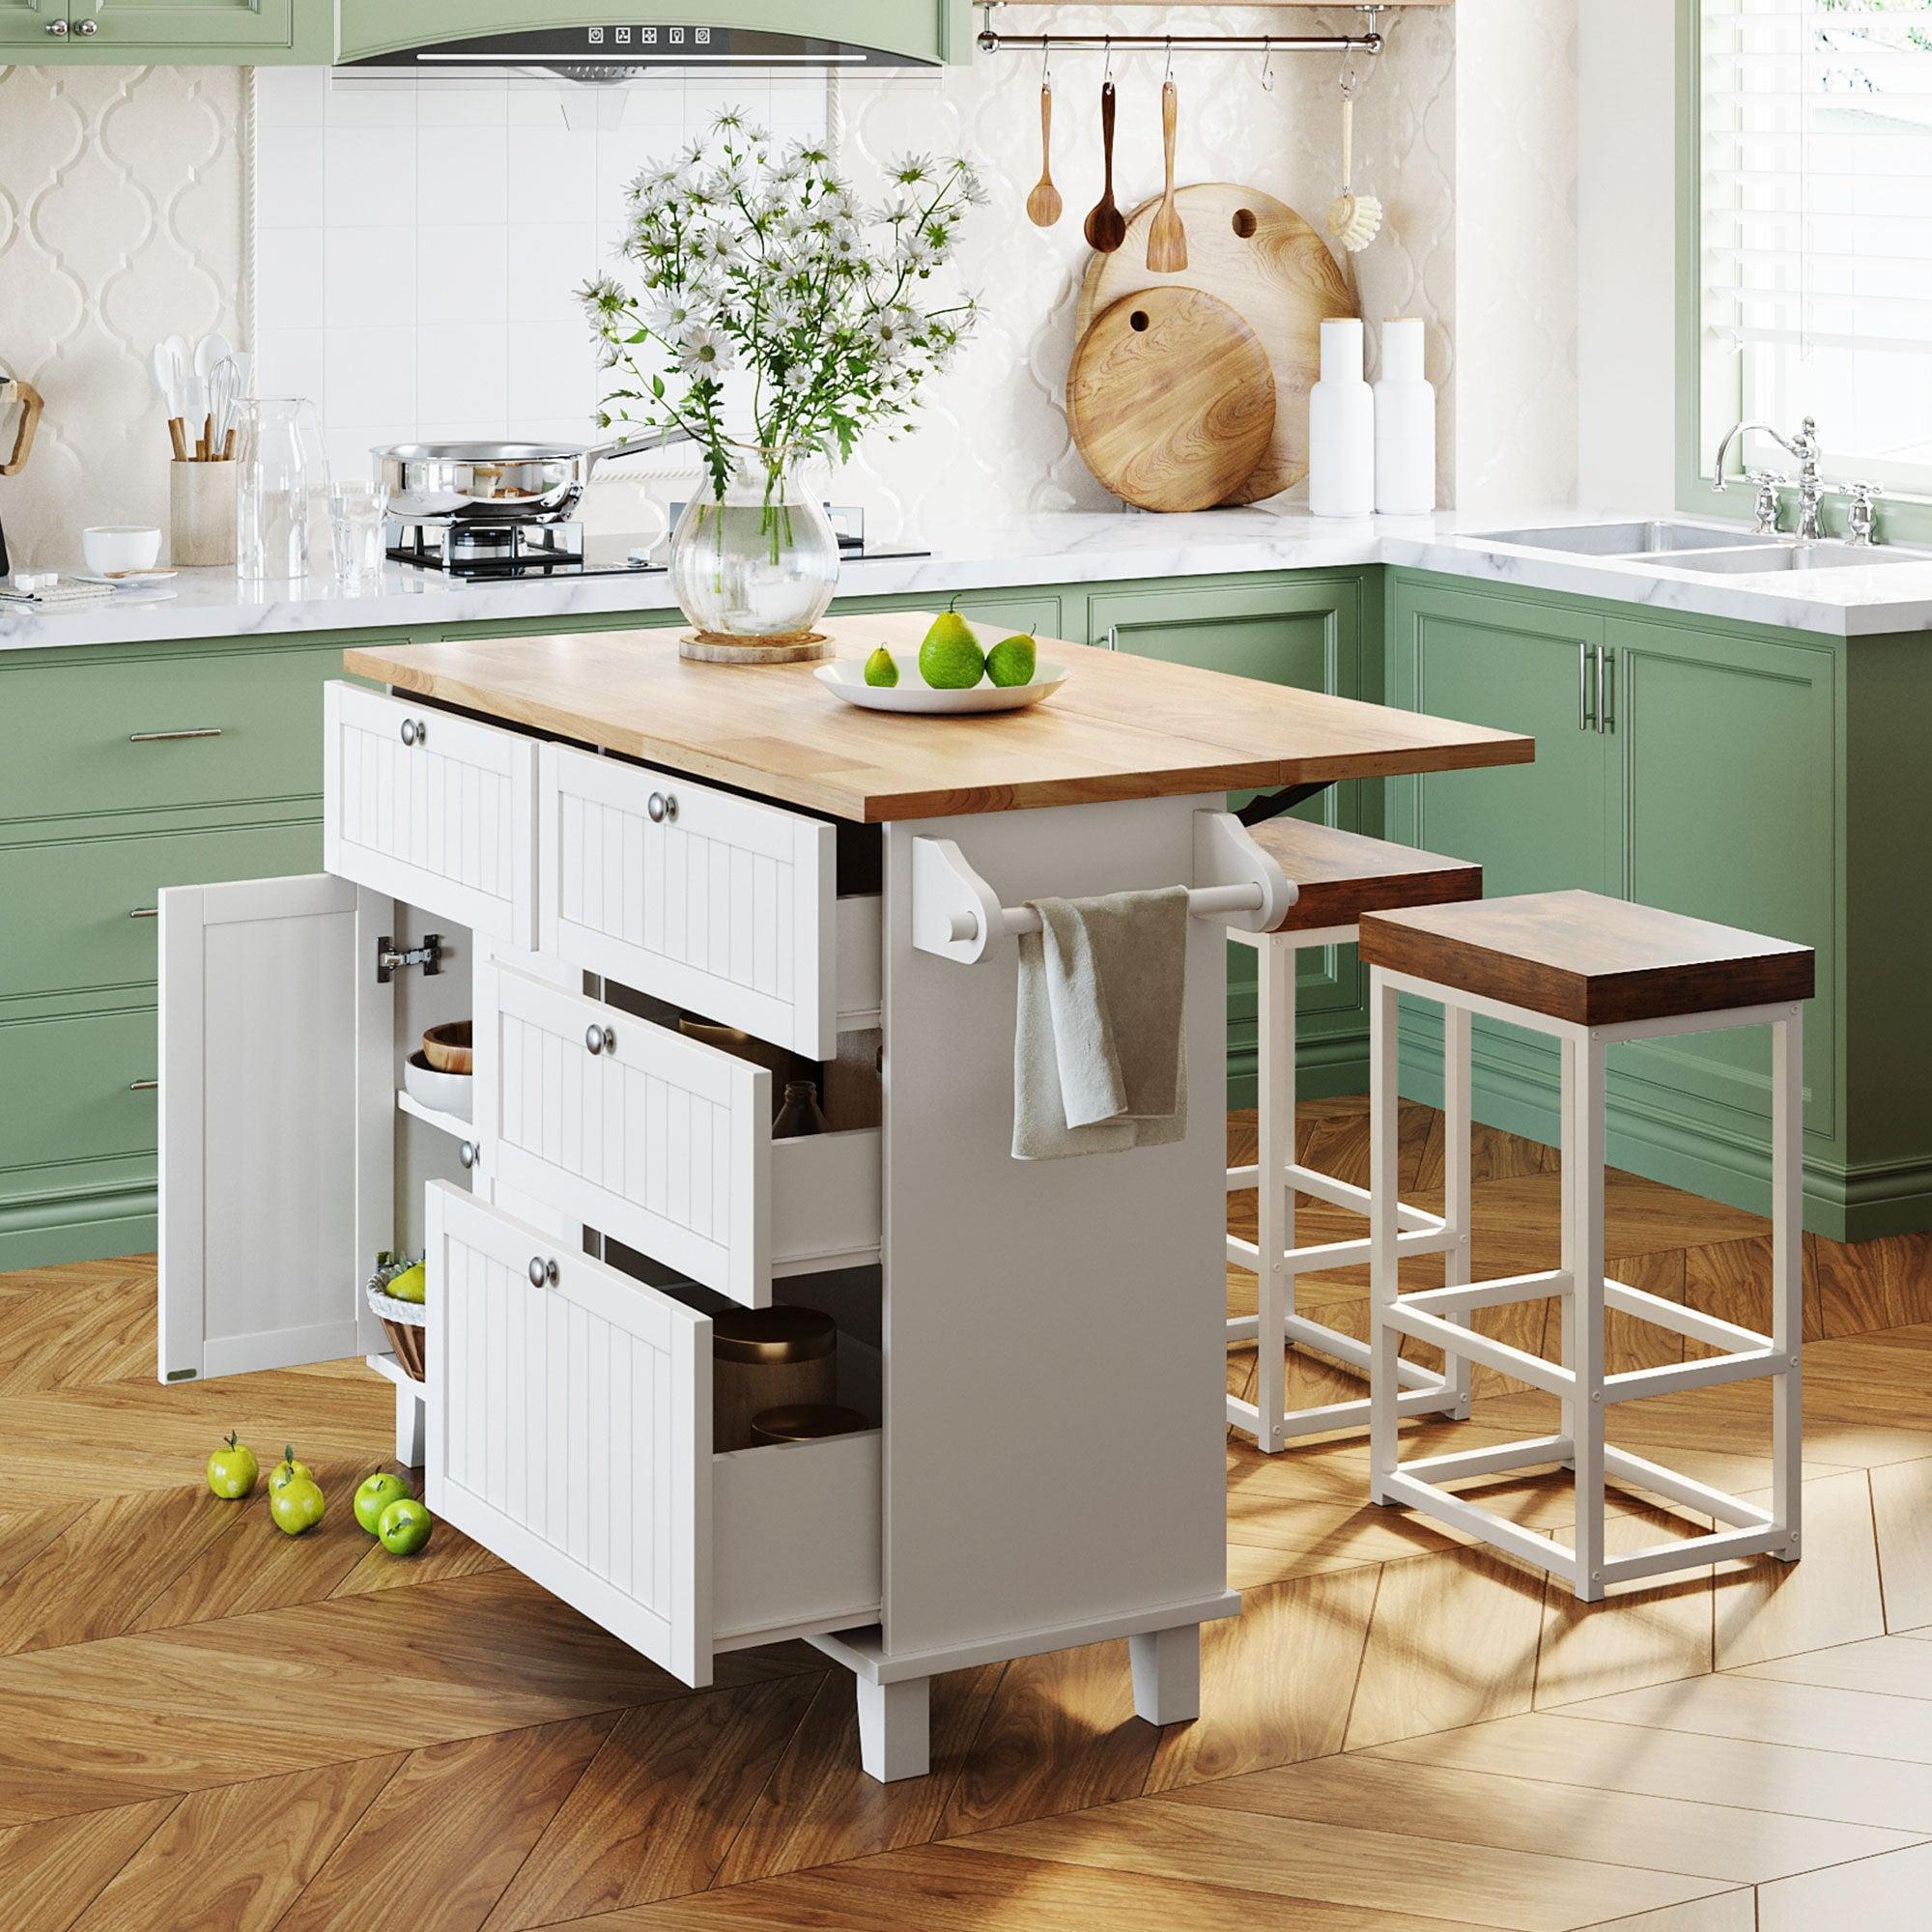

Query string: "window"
[1700, 0, 1932, 492]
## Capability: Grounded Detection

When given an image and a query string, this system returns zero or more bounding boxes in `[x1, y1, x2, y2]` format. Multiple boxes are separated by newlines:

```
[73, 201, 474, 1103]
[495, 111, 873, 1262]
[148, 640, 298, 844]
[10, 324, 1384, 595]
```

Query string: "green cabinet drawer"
[0, 642, 347, 827]
[0, 817, 322, 1007]
[0, 1005, 156, 1203]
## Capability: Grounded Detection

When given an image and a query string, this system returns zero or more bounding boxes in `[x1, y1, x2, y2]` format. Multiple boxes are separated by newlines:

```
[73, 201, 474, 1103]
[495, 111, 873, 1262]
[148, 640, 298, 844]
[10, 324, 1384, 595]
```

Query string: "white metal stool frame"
[1365, 965, 1804, 1603]
[1225, 923, 1474, 1452]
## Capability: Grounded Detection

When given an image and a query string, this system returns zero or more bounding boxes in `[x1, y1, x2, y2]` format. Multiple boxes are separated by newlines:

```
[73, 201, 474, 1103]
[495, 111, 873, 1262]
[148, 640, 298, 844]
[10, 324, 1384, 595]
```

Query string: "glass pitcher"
[235, 398, 327, 583]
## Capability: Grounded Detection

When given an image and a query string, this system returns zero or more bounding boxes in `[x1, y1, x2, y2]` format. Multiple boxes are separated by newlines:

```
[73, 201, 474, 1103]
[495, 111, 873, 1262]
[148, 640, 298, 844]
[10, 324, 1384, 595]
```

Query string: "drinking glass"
[328, 480, 390, 591]
[235, 397, 327, 584]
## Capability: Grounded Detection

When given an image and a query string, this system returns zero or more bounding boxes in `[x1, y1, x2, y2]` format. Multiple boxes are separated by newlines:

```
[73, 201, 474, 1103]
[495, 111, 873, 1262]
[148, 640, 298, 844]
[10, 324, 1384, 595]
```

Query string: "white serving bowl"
[81, 525, 162, 576]
[403, 1049, 472, 1122]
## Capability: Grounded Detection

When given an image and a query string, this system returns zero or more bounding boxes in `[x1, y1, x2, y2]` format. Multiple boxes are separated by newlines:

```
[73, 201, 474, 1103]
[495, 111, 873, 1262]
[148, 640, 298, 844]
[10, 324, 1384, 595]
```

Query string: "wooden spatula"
[1083, 80, 1126, 254]
[1026, 81, 1062, 227]
[1147, 79, 1188, 271]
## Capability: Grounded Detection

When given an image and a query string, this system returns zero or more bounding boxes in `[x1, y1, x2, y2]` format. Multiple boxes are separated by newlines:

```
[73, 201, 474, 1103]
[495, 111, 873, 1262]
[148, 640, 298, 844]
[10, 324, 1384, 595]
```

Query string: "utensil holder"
[169, 459, 237, 567]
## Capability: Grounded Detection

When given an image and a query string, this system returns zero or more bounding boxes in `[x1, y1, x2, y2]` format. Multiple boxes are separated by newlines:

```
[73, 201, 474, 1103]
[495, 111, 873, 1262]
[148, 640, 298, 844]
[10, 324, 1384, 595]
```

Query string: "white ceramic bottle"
[1307, 318, 1375, 518]
[1374, 316, 1436, 515]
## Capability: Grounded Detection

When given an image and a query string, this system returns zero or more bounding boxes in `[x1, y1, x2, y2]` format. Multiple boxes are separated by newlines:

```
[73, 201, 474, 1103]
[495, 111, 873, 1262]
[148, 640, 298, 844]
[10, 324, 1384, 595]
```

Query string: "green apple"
[377, 1498, 433, 1557]
[268, 1446, 314, 1494]
[354, 1470, 411, 1536]
[918, 609, 984, 689]
[863, 645, 898, 688]
[985, 633, 1037, 688]
[205, 1432, 258, 1501]
[270, 1475, 326, 1537]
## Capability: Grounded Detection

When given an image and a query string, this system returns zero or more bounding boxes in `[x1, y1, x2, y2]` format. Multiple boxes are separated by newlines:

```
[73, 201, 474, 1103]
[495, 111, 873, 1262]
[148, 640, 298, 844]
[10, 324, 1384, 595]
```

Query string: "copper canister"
[713, 1306, 837, 1451]
[748, 1403, 870, 1445]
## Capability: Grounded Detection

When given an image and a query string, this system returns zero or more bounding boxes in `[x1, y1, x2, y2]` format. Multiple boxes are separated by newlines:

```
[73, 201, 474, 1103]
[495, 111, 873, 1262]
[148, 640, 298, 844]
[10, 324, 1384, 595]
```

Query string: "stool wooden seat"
[1251, 818, 1483, 933]
[1226, 817, 1483, 1453]
[1358, 889, 1814, 1602]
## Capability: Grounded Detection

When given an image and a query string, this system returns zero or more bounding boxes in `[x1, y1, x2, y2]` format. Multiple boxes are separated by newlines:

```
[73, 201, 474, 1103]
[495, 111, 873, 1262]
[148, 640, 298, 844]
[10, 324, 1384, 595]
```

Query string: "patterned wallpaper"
[0, 6, 1583, 565]
[0, 64, 244, 568]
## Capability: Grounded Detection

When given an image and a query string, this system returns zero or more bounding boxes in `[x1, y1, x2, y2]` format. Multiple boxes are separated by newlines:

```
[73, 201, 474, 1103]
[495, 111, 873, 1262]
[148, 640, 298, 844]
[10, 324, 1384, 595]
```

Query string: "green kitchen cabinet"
[335, 0, 973, 66]
[1090, 573, 1377, 1103]
[4, 0, 309, 55]
[1386, 571, 1845, 1233]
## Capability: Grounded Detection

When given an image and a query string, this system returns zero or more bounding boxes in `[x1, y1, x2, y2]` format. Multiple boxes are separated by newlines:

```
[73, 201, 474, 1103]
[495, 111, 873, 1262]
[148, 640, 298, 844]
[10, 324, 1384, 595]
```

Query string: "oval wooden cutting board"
[1067, 287, 1277, 515]
[1074, 183, 1358, 503]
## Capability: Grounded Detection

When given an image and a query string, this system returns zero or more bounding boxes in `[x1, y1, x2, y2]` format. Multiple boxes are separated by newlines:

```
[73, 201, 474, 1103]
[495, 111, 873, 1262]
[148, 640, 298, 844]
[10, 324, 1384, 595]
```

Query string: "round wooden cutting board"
[1074, 183, 1358, 503]
[1066, 286, 1276, 515]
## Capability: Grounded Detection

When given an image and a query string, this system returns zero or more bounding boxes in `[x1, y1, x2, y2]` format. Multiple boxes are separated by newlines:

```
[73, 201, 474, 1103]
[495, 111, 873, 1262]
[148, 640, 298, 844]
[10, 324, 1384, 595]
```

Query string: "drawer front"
[478, 963, 882, 1308]
[324, 682, 536, 945]
[0, 1004, 157, 1203]
[0, 642, 344, 827]
[0, 818, 321, 1006]
[427, 1184, 711, 1687]
[538, 743, 838, 1059]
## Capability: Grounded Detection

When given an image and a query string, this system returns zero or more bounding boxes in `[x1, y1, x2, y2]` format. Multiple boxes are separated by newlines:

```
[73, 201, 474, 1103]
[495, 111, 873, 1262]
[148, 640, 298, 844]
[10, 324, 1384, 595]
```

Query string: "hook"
[1101, 32, 1113, 85]
[1163, 35, 1174, 83]
[1258, 34, 1275, 94]
[1040, 31, 1050, 88]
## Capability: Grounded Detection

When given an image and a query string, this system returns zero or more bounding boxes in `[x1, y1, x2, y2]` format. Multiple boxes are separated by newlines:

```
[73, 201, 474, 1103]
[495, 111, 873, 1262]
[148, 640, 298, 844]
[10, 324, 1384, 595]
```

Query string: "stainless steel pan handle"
[582, 426, 694, 473]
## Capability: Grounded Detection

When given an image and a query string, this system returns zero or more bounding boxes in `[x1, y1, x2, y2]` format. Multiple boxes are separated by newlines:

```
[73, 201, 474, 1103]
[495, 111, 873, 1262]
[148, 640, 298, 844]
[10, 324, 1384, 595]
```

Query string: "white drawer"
[537, 742, 879, 1060]
[324, 682, 537, 947]
[426, 1185, 882, 1689]
[478, 959, 881, 1308]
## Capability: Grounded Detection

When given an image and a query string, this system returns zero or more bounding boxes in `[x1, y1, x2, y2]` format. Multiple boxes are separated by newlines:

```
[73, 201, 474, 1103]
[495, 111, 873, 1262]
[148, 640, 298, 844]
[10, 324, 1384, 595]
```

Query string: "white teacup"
[82, 525, 162, 576]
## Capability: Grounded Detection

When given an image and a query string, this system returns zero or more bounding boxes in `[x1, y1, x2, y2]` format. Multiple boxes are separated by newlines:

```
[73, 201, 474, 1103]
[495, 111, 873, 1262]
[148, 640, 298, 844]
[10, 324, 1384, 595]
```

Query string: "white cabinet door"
[157, 874, 393, 1382]
[324, 681, 537, 947]
[537, 742, 842, 1058]
[427, 1183, 712, 1686]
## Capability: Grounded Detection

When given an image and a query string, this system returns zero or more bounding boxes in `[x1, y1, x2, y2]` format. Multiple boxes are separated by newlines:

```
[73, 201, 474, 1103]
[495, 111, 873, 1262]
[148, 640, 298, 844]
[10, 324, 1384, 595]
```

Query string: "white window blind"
[1702, 0, 1932, 479]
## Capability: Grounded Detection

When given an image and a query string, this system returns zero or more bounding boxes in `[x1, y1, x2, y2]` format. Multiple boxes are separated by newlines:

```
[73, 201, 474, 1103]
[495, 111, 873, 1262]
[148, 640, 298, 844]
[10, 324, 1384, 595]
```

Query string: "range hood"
[334, 21, 936, 84]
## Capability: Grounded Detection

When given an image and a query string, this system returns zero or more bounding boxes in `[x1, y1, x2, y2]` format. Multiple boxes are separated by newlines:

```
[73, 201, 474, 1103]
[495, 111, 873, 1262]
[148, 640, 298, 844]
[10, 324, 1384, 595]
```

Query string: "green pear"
[918, 610, 985, 690]
[985, 633, 1037, 688]
[863, 645, 899, 688]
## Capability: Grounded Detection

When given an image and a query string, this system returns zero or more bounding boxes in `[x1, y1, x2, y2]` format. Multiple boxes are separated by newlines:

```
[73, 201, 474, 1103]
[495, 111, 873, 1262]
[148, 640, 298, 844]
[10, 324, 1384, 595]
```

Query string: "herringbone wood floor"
[8, 1099, 1932, 1930]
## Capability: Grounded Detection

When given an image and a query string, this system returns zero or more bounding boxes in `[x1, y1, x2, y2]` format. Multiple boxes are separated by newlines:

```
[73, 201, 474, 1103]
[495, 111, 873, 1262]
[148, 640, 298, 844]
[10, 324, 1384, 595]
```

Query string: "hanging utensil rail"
[976, 17, 1385, 57]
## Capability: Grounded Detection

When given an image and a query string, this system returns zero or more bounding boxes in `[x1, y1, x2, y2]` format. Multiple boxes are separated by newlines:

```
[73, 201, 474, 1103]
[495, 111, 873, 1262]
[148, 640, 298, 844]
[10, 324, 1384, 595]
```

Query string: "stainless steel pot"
[372, 428, 688, 524]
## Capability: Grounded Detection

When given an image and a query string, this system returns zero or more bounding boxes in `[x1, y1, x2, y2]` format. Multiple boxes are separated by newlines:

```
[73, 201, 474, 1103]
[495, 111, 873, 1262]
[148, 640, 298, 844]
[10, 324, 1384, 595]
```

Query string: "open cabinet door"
[158, 874, 394, 1382]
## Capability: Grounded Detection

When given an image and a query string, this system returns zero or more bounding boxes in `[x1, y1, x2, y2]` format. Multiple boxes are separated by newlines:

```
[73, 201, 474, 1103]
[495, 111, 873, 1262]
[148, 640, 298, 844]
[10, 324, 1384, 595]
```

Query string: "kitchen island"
[157, 611, 1531, 1779]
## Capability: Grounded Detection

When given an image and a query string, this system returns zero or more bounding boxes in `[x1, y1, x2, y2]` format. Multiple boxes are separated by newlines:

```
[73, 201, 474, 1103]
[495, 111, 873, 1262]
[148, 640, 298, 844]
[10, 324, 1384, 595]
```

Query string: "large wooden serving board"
[1066, 286, 1277, 514]
[344, 613, 1533, 825]
[1074, 184, 1358, 504]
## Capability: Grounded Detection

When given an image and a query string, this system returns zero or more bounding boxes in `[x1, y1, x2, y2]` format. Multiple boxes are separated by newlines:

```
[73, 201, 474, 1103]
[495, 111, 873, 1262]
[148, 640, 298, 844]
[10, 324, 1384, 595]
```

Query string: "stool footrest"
[1401, 1433, 1574, 1485]
[1227, 1227, 1460, 1275]
[1381, 1303, 1575, 1399]
[1601, 1445, 1774, 1528]
[1377, 1470, 1581, 1585]
[1225, 1311, 1450, 1394]
[1602, 1279, 1772, 1356]
[1232, 1380, 1463, 1442]
[1605, 1347, 1784, 1404]
[1224, 1162, 1444, 1237]
[1404, 1269, 1572, 1317]
[1604, 1521, 1794, 1583]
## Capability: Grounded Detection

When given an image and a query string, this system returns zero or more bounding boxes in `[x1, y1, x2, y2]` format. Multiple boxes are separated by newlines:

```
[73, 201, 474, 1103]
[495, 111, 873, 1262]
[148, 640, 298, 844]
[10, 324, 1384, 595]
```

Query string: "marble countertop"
[5, 505, 1930, 653]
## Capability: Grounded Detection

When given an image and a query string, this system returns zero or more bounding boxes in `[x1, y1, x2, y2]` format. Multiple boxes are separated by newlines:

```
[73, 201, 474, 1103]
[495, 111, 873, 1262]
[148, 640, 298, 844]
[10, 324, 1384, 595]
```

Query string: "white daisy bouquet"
[580, 111, 984, 510]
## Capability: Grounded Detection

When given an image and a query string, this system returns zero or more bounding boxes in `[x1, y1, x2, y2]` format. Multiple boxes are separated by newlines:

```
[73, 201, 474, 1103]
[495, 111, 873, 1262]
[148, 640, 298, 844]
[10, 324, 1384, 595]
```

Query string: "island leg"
[1129, 1623, 1203, 1726]
[396, 1377, 426, 1469]
[856, 1674, 930, 1782]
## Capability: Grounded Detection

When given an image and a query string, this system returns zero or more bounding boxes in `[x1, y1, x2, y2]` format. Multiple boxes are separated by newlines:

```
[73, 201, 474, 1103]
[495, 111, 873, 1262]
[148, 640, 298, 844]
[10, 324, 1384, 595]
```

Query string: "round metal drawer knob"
[75, 18, 97, 32]
[458, 1140, 479, 1171]
[646, 791, 677, 824]
[45, 18, 68, 31]
[400, 717, 426, 747]
[584, 1023, 615, 1056]
[528, 1256, 558, 1289]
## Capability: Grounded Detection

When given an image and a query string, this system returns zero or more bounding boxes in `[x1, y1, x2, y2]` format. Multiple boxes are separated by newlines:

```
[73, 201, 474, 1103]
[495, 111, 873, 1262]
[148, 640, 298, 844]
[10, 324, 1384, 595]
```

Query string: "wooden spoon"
[1146, 77, 1187, 271]
[1026, 81, 1062, 227]
[1083, 80, 1126, 254]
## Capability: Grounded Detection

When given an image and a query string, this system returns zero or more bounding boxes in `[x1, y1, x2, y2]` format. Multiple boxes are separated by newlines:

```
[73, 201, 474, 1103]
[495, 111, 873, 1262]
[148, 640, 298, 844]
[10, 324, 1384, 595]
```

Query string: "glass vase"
[668, 445, 839, 647]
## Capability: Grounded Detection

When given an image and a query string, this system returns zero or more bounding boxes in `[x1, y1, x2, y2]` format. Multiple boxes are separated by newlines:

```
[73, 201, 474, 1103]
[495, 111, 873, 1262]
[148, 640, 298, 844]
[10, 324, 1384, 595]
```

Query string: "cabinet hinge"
[376, 933, 444, 983]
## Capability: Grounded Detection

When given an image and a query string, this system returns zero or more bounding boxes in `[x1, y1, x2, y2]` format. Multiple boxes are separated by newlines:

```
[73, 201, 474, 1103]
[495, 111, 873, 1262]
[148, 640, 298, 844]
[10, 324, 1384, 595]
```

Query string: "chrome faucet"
[1712, 416, 1823, 539]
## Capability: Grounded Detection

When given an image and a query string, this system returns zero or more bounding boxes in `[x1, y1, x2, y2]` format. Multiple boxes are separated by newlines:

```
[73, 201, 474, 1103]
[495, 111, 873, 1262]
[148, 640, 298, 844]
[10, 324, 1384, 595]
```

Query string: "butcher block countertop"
[343, 611, 1534, 824]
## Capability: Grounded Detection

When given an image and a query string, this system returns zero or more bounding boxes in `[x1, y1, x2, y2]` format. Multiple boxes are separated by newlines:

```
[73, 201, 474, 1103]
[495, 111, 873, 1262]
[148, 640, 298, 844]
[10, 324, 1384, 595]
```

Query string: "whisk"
[1325, 68, 1382, 253]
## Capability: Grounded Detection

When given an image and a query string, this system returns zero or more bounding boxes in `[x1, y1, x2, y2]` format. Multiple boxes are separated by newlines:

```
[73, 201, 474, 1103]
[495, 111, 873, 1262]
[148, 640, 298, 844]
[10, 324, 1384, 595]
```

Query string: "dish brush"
[1325, 77, 1382, 253]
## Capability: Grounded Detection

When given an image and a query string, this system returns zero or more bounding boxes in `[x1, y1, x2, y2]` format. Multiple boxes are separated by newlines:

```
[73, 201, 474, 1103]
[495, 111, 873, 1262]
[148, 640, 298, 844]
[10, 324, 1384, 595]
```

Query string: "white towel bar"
[911, 811, 1295, 965]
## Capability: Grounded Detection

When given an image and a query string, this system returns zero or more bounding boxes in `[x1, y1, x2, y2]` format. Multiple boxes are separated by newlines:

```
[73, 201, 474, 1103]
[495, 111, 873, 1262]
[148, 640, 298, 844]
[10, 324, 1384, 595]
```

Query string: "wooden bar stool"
[1358, 889, 1813, 1602]
[1227, 819, 1483, 1453]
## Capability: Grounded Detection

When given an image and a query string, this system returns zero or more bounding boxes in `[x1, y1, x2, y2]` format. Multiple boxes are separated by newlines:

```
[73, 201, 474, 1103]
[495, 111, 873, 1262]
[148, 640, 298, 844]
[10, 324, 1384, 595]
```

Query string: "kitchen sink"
[1477, 520, 1781, 555]
[1651, 540, 1924, 574]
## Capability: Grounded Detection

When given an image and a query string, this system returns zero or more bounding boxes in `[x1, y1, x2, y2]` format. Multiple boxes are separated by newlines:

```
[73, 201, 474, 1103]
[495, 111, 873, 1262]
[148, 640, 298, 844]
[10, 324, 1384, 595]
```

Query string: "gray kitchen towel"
[1012, 886, 1190, 1160]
